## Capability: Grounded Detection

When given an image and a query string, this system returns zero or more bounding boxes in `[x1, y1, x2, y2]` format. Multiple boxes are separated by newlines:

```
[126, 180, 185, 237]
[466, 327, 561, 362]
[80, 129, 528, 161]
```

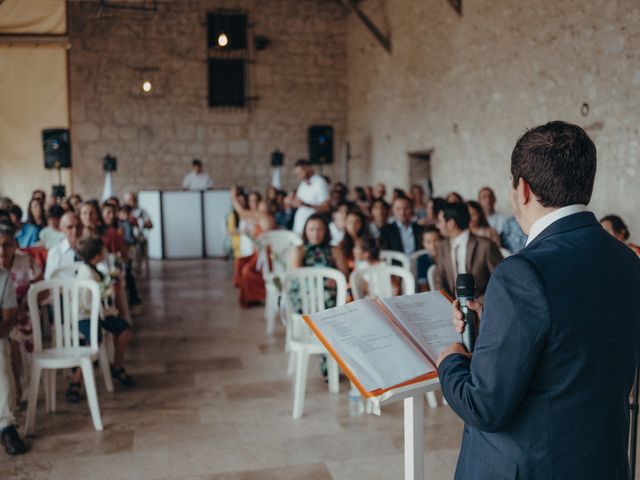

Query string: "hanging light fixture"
[217, 32, 229, 47]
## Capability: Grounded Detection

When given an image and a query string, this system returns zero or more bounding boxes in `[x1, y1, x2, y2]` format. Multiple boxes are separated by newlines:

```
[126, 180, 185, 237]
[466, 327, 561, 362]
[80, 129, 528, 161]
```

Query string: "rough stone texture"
[346, 0, 640, 240]
[68, 0, 347, 196]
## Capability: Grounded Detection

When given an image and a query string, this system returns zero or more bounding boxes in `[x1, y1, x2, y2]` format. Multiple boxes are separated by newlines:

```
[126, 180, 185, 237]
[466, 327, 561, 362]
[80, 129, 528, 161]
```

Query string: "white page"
[380, 291, 460, 362]
[307, 299, 433, 392]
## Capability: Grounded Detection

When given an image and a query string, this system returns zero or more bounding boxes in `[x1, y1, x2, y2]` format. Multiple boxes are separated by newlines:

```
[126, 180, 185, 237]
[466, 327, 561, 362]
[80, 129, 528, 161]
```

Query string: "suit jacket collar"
[524, 211, 598, 250]
[465, 233, 478, 272]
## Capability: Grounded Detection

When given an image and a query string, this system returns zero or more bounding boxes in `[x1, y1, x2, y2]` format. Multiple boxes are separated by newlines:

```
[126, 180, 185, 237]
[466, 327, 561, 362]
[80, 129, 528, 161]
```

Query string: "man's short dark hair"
[192, 159, 202, 167]
[442, 203, 470, 230]
[48, 204, 65, 219]
[76, 236, 104, 263]
[511, 121, 597, 207]
[8, 205, 22, 220]
[295, 159, 311, 168]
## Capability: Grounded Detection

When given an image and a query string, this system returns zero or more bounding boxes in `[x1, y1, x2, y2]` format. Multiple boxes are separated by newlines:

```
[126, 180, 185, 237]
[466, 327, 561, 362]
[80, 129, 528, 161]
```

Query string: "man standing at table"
[436, 121, 640, 479]
[291, 159, 330, 236]
[182, 159, 213, 191]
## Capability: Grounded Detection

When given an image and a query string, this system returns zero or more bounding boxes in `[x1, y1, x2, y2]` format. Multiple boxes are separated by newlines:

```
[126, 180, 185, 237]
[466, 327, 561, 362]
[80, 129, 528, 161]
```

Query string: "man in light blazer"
[437, 121, 640, 479]
[433, 202, 503, 298]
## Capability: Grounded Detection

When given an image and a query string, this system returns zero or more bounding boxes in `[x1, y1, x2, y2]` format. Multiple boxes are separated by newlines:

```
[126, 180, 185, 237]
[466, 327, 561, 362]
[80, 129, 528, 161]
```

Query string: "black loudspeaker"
[308, 125, 334, 165]
[207, 12, 247, 50]
[271, 150, 284, 167]
[103, 154, 117, 172]
[208, 58, 245, 107]
[43, 129, 71, 169]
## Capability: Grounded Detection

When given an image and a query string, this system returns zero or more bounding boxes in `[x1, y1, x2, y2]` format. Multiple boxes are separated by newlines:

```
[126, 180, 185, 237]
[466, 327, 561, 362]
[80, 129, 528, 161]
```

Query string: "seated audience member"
[123, 191, 153, 231]
[446, 191, 464, 203]
[478, 186, 508, 234]
[379, 197, 422, 255]
[411, 184, 428, 221]
[369, 198, 389, 239]
[79, 200, 104, 239]
[9, 205, 39, 248]
[600, 214, 640, 256]
[274, 190, 295, 230]
[0, 220, 42, 404]
[227, 189, 247, 260]
[26, 198, 47, 232]
[101, 203, 127, 257]
[467, 200, 501, 245]
[31, 190, 46, 204]
[364, 185, 374, 202]
[330, 183, 349, 210]
[353, 236, 382, 271]
[0, 253, 27, 455]
[289, 214, 349, 312]
[38, 204, 65, 249]
[500, 216, 527, 254]
[434, 202, 503, 298]
[0, 197, 13, 211]
[352, 186, 370, 215]
[44, 212, 82, 280]
[230, 187, 276, 307]
[71, 236, 135, 399]
[340, 210, 370, 268]
[247, 190, 262, 213]
[425, 197, 447, 226]
[68, 193, 83, 212]
[373, 183, 387, 201]
[118, 205, 136, 247]
[392, 188, 408, 203]
[329, 202, 349, 247]
[416, 225, 441, 290]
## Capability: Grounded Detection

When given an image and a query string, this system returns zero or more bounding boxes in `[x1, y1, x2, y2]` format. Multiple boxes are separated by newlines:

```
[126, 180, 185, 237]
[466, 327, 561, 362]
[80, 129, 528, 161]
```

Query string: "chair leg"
[327, 357, 340, 394]
[24, 364, 42, 437]
[80, 359, 103, 431]
[265, 294, 275, 335]
[426, 391, 438, 409]
[291, 348, 309, 419]
[42, 370, 51, 413]
[287, 351, 295, 376]
[100, 342, 114, 393]
[49, 369, 57, 413]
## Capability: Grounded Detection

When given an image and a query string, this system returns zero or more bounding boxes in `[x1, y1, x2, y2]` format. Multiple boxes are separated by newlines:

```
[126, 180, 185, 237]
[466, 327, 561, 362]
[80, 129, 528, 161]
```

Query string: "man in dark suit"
[437, 121, 640, 479]
[434, 202, 503, 298]
[379, 196, 422, 255]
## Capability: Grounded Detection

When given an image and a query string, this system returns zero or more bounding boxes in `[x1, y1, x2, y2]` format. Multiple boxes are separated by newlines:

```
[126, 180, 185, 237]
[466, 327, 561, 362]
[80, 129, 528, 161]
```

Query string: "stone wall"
[68, 0, 347, 197]
[346, 0, 640, 240]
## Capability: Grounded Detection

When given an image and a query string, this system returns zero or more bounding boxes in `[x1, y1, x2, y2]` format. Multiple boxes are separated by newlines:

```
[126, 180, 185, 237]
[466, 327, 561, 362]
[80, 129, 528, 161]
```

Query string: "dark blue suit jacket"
[439, 212, 640, 479]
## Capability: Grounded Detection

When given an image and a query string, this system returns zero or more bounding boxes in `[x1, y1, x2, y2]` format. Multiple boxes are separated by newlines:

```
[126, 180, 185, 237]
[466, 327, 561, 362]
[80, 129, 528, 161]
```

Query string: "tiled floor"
[1, 260, 492, 477]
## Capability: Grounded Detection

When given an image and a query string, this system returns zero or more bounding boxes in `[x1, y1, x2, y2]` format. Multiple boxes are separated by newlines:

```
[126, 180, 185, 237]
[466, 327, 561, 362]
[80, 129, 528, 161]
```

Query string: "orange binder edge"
[302, 314, 439, 399]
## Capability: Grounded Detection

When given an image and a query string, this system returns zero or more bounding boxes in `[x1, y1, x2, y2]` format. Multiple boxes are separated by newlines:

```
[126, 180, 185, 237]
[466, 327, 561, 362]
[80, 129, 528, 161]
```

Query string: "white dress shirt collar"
[525, 204, 587, 246]
[451, 229, 470, 248]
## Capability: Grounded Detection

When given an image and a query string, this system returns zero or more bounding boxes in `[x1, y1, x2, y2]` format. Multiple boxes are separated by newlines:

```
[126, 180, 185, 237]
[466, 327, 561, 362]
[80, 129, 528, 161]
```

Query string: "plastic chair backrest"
[27, 278, 101, 353]
[380, 249, 411, 271]
[282, 267, 347, 315]
[257, 230, 303, 277]
[51, 261, 85, 279]
[427, 264, 436, 291]
[350, 264, 416, 299]
[409, 249, 430, 278]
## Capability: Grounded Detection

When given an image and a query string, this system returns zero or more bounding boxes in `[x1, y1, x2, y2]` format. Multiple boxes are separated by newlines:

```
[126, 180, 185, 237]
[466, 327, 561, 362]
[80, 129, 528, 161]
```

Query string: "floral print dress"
[290, 244, 338, 313]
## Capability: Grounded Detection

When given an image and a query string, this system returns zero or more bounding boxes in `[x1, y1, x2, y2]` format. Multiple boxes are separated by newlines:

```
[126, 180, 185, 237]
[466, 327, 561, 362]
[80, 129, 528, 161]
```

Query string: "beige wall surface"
[68, 0, 348, 198]
[0, 0, 66, 34]
[0, 45, 70, 209]
[346, 0, 640, 240]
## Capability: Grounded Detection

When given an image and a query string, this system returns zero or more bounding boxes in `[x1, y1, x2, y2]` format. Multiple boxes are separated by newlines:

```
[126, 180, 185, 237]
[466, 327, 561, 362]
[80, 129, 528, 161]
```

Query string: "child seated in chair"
[66, 237, 135, 403]
[352, 237, 401, 297]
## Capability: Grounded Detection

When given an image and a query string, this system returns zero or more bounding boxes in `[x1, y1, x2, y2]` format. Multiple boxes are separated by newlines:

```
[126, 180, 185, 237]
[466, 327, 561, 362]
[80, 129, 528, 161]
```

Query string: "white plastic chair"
[25, 278, 104, 434]
[427, 264, 436, 292]
[500, 247, 512, 258]
[409, 249, 430, 279]
[380, 249, 411, 271]
[51, 263, 114, 394]
[350, 264, 416, 300]
[282, 267, 347, 419]
[256, 230, 302, 335]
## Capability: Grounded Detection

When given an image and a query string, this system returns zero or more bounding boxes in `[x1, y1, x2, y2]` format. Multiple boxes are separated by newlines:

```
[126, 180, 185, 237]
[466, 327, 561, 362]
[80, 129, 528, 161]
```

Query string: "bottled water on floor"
[348, 384, 364, 416]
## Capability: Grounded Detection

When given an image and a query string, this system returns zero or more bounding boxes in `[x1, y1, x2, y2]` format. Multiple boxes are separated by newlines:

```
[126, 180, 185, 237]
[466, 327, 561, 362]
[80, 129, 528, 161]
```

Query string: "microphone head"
[456, 273, 476, 298]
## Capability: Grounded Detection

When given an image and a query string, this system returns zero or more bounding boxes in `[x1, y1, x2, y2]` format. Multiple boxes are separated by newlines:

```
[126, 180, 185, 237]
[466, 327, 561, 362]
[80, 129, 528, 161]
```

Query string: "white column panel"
[203, 190, 232, 257]
[162, 191, 203, 259]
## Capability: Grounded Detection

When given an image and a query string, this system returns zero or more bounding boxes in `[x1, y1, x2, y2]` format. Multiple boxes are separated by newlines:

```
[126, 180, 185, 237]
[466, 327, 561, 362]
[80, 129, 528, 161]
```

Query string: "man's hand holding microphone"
[436, 273, 484, 367]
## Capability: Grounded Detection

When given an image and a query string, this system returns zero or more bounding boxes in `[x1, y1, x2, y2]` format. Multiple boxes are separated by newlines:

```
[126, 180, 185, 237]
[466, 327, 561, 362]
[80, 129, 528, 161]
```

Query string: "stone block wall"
[68, 0, 347, 197]
[346, 0, 640, 240]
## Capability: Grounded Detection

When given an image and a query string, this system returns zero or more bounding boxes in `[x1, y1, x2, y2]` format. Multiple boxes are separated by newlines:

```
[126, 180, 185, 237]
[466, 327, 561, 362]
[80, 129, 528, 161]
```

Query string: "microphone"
[456, 273, 477, 353]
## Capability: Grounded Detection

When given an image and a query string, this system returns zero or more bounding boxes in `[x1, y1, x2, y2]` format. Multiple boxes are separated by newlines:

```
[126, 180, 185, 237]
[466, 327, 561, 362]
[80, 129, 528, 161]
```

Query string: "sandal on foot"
[111, 367, 136, 387]
[66, 382, 82, 403]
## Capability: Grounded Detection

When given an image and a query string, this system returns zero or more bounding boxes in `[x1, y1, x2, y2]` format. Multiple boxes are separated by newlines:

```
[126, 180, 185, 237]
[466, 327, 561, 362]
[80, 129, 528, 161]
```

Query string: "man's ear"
[517, 177, 530, 205]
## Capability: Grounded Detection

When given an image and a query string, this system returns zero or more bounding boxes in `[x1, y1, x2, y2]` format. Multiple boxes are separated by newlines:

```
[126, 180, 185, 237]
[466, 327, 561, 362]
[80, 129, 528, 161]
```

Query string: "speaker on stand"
[270, 150, 284, 189]
[42, 128, 71, 198]
[308, 125, 334, 176]
[101, 154, 118, 202]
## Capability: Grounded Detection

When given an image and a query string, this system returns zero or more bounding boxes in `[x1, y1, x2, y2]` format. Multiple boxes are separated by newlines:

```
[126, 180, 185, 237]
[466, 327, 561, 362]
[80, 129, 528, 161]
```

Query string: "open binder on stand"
[303, 291, 459, 480]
